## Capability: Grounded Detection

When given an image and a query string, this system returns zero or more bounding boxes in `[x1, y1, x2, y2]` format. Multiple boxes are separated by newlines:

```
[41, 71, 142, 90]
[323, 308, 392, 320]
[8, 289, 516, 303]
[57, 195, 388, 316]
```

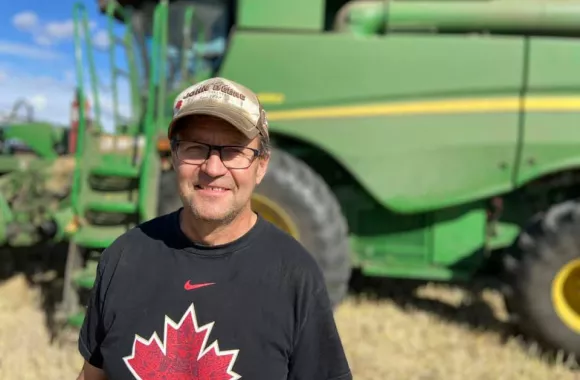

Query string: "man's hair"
[258, 134, 271, 157]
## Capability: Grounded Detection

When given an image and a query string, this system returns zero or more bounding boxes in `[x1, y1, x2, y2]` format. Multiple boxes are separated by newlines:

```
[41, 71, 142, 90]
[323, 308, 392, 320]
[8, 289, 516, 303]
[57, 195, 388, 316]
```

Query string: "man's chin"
[187, 203, 236, 223]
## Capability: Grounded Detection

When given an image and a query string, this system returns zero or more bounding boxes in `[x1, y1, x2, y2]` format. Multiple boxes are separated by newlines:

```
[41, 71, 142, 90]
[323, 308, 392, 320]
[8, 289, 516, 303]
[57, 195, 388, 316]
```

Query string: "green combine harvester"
[5, 0, 580, 361]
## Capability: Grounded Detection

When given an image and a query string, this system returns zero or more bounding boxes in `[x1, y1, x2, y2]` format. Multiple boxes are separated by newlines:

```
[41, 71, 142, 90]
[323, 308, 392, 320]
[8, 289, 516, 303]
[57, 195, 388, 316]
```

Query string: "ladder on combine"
[60, 1, 170, 327]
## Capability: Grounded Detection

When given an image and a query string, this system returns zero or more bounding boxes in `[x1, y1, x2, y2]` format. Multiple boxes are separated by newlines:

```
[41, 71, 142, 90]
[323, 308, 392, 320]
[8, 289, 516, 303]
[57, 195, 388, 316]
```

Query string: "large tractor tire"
[157, 169, 183, 216]
[252, 148, 352, 308]
[502, 200, 580, 357]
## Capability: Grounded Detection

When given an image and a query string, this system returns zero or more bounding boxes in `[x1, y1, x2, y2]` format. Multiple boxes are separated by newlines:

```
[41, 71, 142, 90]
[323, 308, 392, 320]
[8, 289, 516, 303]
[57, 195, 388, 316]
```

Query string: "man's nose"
[201, 150, 228, 176]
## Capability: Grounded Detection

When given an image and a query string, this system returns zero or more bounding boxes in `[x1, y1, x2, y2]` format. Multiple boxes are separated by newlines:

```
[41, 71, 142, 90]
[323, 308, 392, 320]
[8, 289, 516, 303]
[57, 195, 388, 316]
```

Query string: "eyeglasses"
[172, 140, 261, 169]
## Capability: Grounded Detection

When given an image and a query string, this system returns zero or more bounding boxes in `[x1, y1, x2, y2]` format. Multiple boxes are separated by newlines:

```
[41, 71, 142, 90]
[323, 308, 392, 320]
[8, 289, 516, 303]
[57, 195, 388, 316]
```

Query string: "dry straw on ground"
[0, 274, 578, 380]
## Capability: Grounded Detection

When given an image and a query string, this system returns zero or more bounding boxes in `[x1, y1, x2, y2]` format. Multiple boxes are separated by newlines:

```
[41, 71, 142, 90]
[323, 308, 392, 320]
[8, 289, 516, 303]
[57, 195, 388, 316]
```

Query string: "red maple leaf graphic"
[123, 303, 241, 380]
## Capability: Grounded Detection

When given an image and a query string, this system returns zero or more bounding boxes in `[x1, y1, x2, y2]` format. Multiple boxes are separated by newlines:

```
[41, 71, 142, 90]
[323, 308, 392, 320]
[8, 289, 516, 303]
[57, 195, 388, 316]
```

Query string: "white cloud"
[12, 11, 39, 32]
[34, 35, 53, 47]
[0, 40, 62, 60]
[64, 69, 75, 84]
[45, 20, 76, 40]
[27, 95, 48, 111]
[0, 69, 75, 125]
[12, 11, 99, 47]
[93, 30, 110, 50]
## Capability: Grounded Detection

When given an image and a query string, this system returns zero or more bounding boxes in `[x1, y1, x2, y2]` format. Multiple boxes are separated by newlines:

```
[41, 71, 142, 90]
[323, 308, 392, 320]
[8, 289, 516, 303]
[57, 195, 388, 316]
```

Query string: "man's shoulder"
[257, 217, 325, 279]
[113, 209, 175, 241]
[99, 210, 178, 264]
[258, 218, 309, 257]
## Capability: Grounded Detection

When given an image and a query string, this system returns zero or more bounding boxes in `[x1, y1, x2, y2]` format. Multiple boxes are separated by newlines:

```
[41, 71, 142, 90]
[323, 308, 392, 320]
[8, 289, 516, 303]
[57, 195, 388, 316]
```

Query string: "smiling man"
[76, 77, 352, 380]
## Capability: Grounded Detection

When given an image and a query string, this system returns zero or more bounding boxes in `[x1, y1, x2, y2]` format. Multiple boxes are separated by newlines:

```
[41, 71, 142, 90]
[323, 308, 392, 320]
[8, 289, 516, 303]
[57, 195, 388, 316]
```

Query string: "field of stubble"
[0, 272, 579, 380]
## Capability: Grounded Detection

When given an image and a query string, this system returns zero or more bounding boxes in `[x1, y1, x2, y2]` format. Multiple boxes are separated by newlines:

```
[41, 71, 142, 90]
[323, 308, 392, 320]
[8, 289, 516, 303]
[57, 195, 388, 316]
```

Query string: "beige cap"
[168, 77, 269, 140]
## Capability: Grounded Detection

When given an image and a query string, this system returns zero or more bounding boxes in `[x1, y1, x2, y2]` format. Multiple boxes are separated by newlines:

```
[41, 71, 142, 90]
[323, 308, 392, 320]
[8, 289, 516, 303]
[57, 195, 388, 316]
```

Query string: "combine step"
[68, 311, 86, 328]
[85, 200, 138, 214]
[73, 224, 134, 249]
[90, 164, 140, 178]
[85, 189, 139, 214]
[73, 259, 99, 289]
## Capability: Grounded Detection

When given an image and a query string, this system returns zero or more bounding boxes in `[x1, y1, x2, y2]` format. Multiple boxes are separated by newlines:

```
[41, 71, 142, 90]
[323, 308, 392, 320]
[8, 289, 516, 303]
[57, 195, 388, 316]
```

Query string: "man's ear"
[255, 154, 270, 185]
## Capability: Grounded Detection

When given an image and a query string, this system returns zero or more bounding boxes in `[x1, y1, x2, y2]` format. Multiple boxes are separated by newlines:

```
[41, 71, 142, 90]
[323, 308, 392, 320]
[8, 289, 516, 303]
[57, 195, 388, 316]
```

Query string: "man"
[76, 77, 352, 380]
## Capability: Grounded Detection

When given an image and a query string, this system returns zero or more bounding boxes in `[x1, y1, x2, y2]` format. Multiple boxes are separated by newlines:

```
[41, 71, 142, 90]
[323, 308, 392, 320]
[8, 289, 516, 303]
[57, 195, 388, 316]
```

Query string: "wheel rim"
[552, 258, 580, 333]
[251, 193, 300, 240]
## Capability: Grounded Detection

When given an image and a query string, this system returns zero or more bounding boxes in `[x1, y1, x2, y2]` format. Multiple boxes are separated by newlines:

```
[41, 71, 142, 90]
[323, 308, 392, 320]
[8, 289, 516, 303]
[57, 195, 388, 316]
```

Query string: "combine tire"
[157, 170, 183, 216]
[252, 148, 352, 308]
[502, 200, 580, 357]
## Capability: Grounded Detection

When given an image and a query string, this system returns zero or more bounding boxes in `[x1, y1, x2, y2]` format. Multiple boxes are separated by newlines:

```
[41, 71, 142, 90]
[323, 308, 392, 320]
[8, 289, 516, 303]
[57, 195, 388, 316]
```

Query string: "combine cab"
[57, 0, 580, 360]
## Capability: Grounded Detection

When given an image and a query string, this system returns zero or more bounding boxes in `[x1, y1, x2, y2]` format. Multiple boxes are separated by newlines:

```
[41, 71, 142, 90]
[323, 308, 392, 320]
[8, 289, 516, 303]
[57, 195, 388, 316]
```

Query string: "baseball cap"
[168, 77, 269, 140]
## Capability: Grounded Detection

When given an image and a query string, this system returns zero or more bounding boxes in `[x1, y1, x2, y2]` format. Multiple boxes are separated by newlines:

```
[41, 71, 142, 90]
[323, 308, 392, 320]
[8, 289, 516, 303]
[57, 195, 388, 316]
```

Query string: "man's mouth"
[194, 185, 229, 192]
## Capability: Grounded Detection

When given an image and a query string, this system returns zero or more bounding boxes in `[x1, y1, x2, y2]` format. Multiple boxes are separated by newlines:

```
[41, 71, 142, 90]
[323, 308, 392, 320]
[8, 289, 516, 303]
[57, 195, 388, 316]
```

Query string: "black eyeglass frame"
[170, 139, 262, 169]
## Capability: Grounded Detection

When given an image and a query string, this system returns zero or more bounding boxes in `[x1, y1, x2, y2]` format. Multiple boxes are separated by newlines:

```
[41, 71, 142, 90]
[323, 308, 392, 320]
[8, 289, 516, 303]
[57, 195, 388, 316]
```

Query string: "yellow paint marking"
[257, 92, 286, 104]
[266, 96, 580, 121]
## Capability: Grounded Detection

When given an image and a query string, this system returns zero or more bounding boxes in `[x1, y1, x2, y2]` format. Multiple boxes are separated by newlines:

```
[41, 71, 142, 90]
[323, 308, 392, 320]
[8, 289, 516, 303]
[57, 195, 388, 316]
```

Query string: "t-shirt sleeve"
[78, 254, 107, 368]
[78, 240, 122, 368]
[287, 278, 352, 380]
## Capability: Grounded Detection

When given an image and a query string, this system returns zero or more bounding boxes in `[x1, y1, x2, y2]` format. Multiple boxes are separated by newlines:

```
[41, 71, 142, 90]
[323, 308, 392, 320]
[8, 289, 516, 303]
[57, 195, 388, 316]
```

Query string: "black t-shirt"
[78, 208, 352, 380]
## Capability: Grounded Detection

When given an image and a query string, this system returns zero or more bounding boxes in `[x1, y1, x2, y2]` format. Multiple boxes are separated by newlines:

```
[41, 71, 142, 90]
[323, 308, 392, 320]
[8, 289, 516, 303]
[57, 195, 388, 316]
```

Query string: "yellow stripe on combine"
[266, 96, 580, 121]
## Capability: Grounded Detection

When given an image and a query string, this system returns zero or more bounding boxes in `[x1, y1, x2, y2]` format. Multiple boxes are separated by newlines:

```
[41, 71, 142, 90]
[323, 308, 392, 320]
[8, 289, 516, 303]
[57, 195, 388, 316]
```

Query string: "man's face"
[171, 115, 269, 223]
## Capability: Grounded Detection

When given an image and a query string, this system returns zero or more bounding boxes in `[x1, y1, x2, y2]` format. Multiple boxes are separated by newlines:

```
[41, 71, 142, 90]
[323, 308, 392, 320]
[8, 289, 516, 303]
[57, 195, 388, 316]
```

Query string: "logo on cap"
[174, 100, 183, 114]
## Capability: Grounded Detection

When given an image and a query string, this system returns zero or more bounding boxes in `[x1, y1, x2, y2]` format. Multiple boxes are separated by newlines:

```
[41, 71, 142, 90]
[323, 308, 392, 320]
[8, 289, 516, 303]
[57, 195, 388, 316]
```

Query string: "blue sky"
[0, 0, 132, 131]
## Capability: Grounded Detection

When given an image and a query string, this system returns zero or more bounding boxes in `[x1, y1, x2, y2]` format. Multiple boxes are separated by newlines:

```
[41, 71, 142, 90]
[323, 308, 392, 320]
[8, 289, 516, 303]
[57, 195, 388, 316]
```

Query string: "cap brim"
[168, 102, 260, 139]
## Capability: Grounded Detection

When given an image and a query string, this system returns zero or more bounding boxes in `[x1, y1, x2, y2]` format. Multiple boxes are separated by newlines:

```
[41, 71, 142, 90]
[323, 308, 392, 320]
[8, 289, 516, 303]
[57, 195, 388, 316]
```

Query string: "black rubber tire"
[157, 170, 183, 216]
[254, 148, 352, 308]
[502, 200, 580, 357]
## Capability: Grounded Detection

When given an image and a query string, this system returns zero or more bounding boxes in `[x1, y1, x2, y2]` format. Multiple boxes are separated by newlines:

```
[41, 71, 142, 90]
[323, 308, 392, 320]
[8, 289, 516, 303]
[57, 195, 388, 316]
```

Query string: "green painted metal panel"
[517, 110, 580, 186]
[266, 113, 518, 213]
[516, 38, 580, 186]
[348, 200, 487, 280]
[348, 209, 431, 265]
[221, 32, 525, 109]
[220, 32, 524, 213]
[526, 38, 580, 89]
[431, 203, 487, 268]
[361, 263, 472, 281]
[237, 0, 325, 30]
[4, 123, 60, 159]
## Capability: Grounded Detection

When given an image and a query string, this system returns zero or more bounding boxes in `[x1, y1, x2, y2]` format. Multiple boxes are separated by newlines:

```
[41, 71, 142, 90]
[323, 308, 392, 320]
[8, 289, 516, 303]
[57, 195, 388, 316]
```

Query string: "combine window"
[127, 0, 233, 90]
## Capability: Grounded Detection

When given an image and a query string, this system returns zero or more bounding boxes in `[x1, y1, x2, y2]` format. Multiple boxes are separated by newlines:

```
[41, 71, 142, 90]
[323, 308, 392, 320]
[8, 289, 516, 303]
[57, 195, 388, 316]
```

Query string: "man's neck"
[179, 206, 258, 246]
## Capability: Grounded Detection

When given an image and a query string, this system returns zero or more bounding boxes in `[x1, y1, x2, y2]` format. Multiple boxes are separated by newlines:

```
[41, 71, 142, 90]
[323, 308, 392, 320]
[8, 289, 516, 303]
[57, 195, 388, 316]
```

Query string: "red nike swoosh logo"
[184, 281, 215, 291]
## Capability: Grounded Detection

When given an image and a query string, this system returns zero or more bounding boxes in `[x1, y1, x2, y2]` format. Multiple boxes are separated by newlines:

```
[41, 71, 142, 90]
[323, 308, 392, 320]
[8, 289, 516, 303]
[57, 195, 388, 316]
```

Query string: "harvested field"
[0, 274, 83, 380]
[0, 273, 579, 380]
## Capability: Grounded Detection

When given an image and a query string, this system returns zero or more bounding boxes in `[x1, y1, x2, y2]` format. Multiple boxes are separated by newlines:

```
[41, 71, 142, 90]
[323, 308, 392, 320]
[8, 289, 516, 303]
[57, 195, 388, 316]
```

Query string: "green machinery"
[21, 0, 580, 360]
[0, 99, 74, 253]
